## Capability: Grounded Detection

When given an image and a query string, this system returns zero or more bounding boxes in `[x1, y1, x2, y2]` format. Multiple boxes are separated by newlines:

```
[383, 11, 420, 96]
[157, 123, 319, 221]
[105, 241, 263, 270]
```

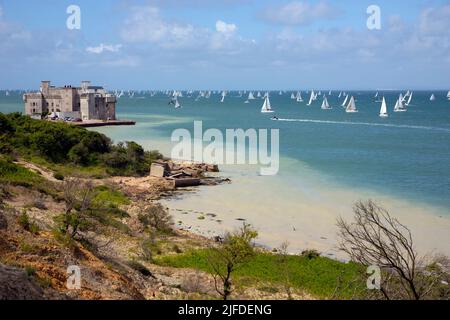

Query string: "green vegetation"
[0, 112, 162, 177]
[0, 158, 45, 188]
[138, 203, 174, 235]
[18, 211, 40, 234]
[156, 249, 364, 298]
[206, 223, 258, 300]
[93, 185, 130, 208]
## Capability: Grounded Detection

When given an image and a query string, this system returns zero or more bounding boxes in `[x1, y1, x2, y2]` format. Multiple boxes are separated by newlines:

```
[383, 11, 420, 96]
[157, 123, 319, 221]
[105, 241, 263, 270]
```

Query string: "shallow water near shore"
[1, 90, 450, 257]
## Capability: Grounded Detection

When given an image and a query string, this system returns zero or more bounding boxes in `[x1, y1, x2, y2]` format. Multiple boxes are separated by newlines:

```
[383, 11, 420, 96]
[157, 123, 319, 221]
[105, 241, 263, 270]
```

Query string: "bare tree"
[58, 179, 96, 239]
[207, 223, 258, 300]
[337, 200, 449, 300]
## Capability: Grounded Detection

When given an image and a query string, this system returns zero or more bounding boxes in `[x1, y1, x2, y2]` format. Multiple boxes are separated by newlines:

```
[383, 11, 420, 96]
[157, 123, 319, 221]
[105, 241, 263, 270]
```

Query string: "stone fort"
[24, 81, 116, 121]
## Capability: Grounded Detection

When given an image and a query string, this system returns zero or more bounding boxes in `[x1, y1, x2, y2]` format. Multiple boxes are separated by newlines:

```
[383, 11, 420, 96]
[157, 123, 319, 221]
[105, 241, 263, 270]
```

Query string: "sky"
[0, 0, 449, 90]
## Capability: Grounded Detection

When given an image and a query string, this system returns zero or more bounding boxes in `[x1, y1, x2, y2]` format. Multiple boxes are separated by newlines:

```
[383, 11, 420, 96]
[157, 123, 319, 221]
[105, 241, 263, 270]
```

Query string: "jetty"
[72, 120, 136, 128]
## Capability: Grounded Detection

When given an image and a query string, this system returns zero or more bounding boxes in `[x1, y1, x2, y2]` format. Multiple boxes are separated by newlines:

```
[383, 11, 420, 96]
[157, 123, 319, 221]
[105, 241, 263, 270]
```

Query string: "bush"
[301, 249, 320, 260]
[138, 204, 174, 234]
[18, 211, 40, 234]
[0, 113, 159, 177]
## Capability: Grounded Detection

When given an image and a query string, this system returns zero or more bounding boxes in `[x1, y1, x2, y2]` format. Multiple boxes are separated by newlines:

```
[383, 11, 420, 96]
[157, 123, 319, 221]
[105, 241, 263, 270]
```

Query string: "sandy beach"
[161, 158, 450, 260]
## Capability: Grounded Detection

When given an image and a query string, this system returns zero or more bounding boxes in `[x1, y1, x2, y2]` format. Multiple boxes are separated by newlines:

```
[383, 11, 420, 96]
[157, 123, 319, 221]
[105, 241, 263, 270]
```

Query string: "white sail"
[447, 91, 450, 99]
[430, 94, 436, 101]
[379, 97, 388, 117]
[394, 94, 407, 112]
[248, 92, 255, 100]
[338, 92, 342, 98]
[261, 95, 274, 113]
[174, 98, 182, 109]
[321, 95, 331, 110]
[291, 93, 295, 99]
[345, 96, 358, 113]
[307, 91, 315, 106]
[341, 95, 349, 107]
[405, 92, 413, 106]
[257, 91, 261, 98]
[375, 92, 378, 98]
[296, 92, 303, 102]
[328, 90, 332, 95]
[220, 91, 226, 103]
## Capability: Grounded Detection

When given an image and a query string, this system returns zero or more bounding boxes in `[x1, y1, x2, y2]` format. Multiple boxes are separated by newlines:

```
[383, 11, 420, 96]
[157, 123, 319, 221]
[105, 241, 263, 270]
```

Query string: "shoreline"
[159, 162, 450, 260]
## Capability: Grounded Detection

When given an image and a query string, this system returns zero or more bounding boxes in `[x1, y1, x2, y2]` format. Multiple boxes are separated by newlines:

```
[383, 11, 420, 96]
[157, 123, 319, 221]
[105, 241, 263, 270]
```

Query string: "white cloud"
[419, 5, 450, 36]
[120, 6, 201, 48]
[86, 43, 122, 54]
[263, 1, 337, 26]
[215, 20, 237, 35]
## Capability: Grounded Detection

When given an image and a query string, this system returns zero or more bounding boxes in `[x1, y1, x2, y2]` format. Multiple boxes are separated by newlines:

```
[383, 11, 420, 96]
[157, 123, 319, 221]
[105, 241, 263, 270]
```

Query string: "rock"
[0, 264, 46, 300]
[150, 163, 166, 178]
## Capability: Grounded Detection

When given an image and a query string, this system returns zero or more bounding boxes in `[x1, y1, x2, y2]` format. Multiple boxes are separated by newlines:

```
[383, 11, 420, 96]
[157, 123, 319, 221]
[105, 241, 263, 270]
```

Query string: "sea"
[1, 90, 449, 256]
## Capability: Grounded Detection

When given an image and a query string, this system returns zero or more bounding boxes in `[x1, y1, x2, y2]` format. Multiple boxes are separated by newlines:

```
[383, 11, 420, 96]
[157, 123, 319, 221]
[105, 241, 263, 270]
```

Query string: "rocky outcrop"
[0, 264, 46, 300]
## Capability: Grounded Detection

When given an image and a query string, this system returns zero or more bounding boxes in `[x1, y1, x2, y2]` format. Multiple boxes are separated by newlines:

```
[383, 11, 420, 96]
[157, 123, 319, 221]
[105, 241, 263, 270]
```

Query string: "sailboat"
[248, 92, 255, 100]
[220, 91, 226, 103]
[374, 92, 379, 98]
[394, 94, 407, 112]
[447, 91, 450, 100]
[379, 97, 388, 118]
[257, 91, 262, 98]
[174, 98, 182, 109]
[261, 94, 274, 113]
[405, 92, 413, 106]
[341, 95, 349, 107]
[296, 92, 303, 102]
[290, 93, 296, 99]
[338, 92, 342, 98]
[321, 95, 331, 110]
[345, 96, 358, 113]
[307, 91, 315, 106]
[430, 94, 436, 101]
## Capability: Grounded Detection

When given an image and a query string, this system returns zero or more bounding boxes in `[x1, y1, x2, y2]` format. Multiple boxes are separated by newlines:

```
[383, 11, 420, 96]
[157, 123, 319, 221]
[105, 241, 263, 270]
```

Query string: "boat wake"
[273, 118, 450, 132]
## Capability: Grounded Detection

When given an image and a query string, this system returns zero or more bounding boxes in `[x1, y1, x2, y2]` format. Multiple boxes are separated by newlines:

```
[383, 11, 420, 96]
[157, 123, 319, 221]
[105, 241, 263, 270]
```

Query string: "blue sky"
[0, 0, 449, 90]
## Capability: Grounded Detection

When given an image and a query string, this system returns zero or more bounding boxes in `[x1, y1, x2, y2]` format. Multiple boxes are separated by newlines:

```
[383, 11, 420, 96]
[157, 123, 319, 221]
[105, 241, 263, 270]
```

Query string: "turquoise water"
[1, 90, 450, 211]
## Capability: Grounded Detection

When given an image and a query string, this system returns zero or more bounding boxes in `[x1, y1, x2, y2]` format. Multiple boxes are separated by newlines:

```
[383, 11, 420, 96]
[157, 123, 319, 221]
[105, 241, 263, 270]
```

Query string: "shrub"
[301, 249, 320, 260]
[138, 204, 174, 234]
[18, 211, 40, 234]
[25, 266, 37, 277]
